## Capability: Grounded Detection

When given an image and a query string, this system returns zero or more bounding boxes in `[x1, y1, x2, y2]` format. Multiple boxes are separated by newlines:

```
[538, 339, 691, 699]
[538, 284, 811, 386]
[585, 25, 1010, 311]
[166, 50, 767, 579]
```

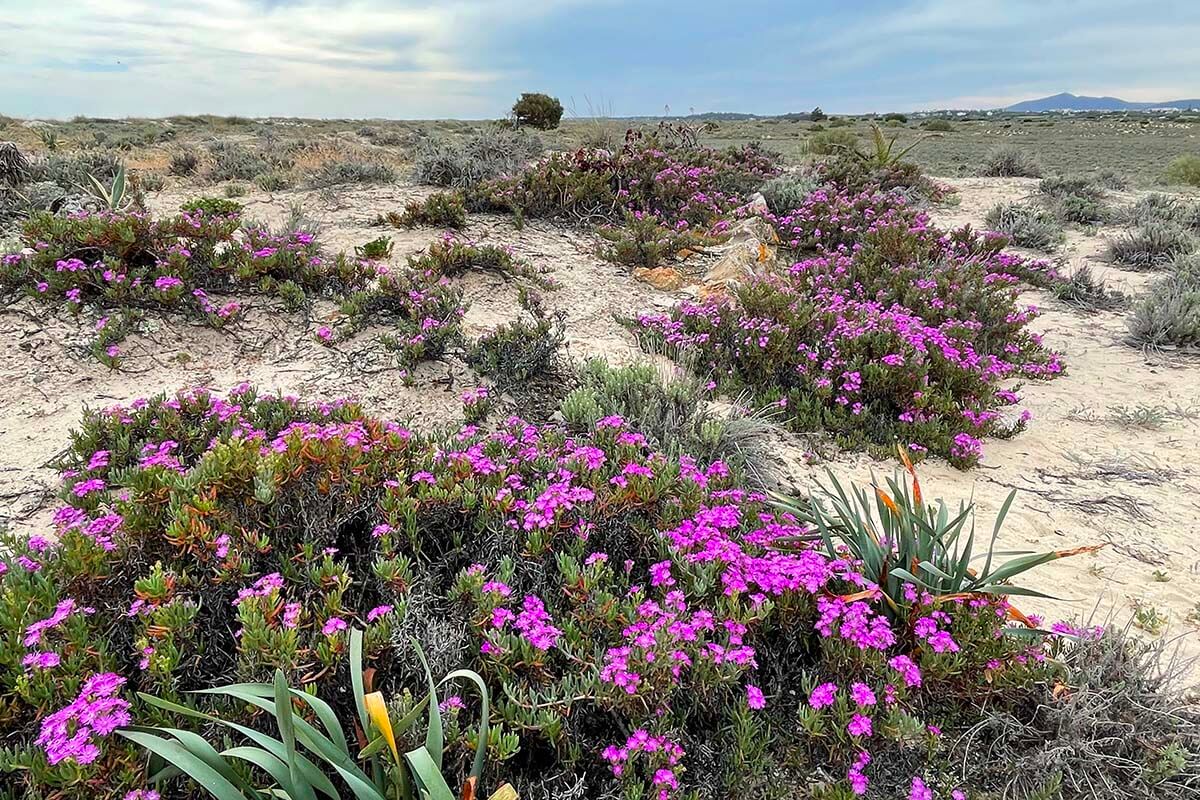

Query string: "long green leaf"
[350, 628, 371, 736]
[410, 639, 444, 771]
[223, 746, 300, 797]
[442, 668, 490, 784]
[275, 670, 317, 800]
[137, 693, 340, 798]
[403, 746, 458, 800]
[117, 730, 248, 800]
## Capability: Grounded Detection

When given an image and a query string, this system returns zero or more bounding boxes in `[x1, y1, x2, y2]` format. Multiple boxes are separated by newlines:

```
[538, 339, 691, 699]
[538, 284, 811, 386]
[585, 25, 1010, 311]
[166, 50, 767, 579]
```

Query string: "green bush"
[1052, 264, 1128, 312]
[467, 288, 566, 391]
[984, 202, 1065, 251]
[919, 119, 953, 132]
[511, 92, 564, 130]
[980, 145, 1043, 178]
[806, 128, 858, 155]
[882, 112, 908, 123]
[168, 148, 199, 177]
[560, 357, 781, 487]
[597, 210, 722, 269]
[206, 142, 273, 182]
[386, 191, 468, 229]
[1163, 153, 1200, 186]
[255, 169, 293, 191]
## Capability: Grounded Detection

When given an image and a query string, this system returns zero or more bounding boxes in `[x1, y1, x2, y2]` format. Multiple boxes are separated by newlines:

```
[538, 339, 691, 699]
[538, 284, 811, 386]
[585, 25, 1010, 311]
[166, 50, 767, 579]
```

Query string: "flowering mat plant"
[0, 384, 1156, 800]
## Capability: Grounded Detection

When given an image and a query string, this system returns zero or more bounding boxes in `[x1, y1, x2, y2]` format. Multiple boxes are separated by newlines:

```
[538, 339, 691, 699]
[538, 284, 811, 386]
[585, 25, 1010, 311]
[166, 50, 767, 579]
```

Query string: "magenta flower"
[745, 684, 766, 710]
[847, 713, 873, 738]
[808, 682, 838, 709]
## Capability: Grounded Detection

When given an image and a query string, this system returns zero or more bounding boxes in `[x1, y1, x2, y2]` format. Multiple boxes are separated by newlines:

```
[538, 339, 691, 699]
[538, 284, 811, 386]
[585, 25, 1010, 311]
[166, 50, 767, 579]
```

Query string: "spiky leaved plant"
[119, 630, 516, 800]
[771, 446, 1102, 620]
[0, 141, 30, 187]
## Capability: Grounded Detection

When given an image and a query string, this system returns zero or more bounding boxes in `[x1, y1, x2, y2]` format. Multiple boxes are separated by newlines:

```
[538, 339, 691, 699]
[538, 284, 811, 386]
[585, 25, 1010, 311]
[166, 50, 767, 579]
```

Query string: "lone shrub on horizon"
[512, 92, 564, 130]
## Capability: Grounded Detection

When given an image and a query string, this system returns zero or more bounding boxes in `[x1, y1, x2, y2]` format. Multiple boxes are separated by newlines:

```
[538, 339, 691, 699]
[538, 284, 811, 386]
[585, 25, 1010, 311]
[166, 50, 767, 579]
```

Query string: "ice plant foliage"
[0, 384, 1098, 799]
[634, 190, 1063, 466]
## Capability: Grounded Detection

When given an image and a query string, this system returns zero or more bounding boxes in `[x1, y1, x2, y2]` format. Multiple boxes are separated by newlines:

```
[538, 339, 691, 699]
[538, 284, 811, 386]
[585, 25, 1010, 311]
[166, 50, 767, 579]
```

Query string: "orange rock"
[634, 266, 686, 291]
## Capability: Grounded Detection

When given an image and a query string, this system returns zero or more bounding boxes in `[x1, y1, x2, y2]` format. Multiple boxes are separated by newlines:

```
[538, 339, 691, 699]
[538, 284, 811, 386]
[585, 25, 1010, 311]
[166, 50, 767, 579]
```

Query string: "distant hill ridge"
[1005, 92, 1200, 112]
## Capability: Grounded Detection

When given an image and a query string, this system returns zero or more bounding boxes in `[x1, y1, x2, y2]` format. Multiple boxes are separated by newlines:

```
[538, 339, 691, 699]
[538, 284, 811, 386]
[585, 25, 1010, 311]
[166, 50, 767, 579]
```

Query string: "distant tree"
[810, 106, 827, 122]
[512, 93, 564, 130]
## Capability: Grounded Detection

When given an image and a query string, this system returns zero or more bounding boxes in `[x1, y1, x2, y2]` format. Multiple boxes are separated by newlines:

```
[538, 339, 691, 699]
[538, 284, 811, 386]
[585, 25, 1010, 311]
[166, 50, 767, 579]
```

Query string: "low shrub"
[339, 261, 466, 370]
[597, 210, 723, 269]
[1163, 153, 1200, 186]
[1038, 175, 1104, 202]
[1092, 168, 1129, 190]
[167, 148, 199, 177]
[206, 142, 273, 182]
[1, 141, 31, 186]
[40, 151, 123, 188]
[254, 169, 293, 191]
[984, 202, 1065, 251]
[512, 92, 564, 130]
[404, 233, 554, 288]
[636, 190, 1063, 467]
[560, 357, 781, 487]
[1123, 193, 1200, 231]
[305, 159, 396, 188]
[758, 173, 819, 214]
[1109, 223, 1195, 269]
[136, 172, 165, 192]
[0, 204, 372, 361]
[919, 119, 953, 132]
[412, 127, 543, 188]
[1, 384, 1168, 800]
[474, 130, 779, 229]
[467, 288, 566, 392]
[980, 145, 1043, 178]
[385, 191, 468, 229]
[354, 234, 393, 261]
[881, 112, 908, 123]
[1127, 254, 1200, 348]
[805, 128, 859, 155]
[1052, 264, 1129, 313]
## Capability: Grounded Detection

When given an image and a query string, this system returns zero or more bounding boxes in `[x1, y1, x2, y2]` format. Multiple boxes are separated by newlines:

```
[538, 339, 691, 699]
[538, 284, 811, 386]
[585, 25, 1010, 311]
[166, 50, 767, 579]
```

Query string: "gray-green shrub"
[305, 159, 396, 188]
[985, 202, 1064, 251]
[412, 127, 543, 188]
[758, 173, 819, 214]
[1109, 223, 1195, 269]
[1128, 254, 1200, 348]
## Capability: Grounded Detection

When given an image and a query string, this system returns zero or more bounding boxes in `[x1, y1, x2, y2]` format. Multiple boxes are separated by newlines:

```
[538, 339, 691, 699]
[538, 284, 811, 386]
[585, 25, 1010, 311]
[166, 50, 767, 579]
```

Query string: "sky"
[1, 0, 1198, 119]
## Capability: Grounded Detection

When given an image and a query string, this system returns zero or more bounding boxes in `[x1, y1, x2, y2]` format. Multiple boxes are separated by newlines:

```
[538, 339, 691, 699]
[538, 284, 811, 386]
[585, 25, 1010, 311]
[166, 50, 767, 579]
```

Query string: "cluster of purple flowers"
[36, 673, 130, 765]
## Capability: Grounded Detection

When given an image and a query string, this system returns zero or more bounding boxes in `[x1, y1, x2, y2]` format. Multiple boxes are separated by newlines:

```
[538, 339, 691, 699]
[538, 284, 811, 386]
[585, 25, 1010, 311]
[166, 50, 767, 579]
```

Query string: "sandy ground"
[2, 177, 1197, 686]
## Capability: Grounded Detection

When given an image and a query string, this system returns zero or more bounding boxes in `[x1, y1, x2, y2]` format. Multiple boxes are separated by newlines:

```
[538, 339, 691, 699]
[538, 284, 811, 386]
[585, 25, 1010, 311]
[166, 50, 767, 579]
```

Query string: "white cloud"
[0, 0, 594, 117]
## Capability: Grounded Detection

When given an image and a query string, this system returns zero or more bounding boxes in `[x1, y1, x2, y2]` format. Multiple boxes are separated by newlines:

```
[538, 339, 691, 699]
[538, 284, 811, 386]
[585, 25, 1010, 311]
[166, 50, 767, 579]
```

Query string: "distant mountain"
[1005, 92, 1200, 112]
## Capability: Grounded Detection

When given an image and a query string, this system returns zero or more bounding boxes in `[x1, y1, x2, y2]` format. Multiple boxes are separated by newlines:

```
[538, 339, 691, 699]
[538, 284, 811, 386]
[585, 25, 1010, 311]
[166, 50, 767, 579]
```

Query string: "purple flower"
[746, 684, 766, 710]
[366, 605, 393, 622]
[322, 617, 348, 636]
[850, 682, 876, 707]
[37, 672, 130, 765]
[847, 713, 873, 737]
[809, 682, 838, 709]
